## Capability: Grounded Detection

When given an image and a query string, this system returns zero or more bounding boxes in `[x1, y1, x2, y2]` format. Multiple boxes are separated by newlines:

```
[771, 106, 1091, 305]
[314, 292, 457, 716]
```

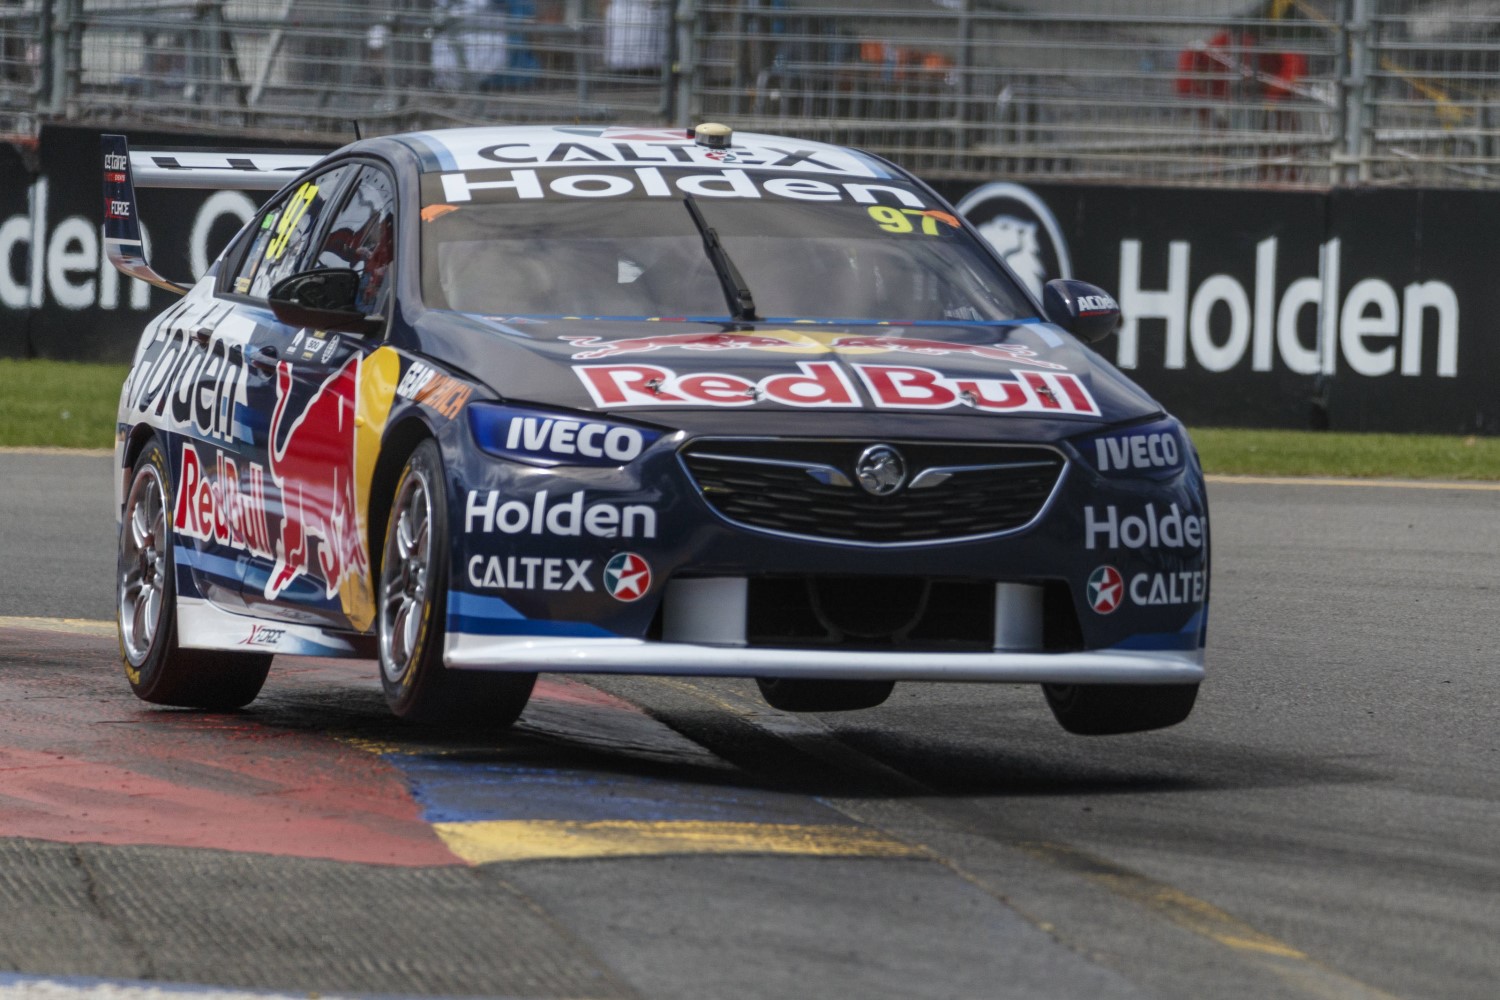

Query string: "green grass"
[1190, 427, 1500, 480]
[0, 359, 129, 450]
[2, 360, 1497, 480]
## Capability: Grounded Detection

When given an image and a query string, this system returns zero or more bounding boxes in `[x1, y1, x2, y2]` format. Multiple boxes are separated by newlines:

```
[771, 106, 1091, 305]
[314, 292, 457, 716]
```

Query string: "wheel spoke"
[400, 595, 421, 659]
[380, 464, 441, 688]
[130, 495, 151, 548]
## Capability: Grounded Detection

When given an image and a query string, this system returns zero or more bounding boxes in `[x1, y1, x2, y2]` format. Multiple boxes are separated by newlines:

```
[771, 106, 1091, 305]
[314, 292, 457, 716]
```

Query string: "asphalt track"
[0, 450, 1496, 1000]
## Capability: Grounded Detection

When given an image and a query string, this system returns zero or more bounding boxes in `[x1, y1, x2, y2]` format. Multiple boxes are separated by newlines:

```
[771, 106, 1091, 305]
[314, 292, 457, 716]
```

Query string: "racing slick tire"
[378, 438, 536, 726]
[117, 438, 273, 709]
[1042, 682, 1198, 735]
[756, 677, 896, 712]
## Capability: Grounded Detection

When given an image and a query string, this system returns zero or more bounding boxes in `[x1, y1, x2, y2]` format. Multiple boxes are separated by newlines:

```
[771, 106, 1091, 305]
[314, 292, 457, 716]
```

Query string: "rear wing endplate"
[101, 134, 323, 295]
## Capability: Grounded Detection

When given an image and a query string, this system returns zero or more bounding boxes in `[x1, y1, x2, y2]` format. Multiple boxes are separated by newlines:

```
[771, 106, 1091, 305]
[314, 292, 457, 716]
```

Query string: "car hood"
[412, 312, 1164, 432]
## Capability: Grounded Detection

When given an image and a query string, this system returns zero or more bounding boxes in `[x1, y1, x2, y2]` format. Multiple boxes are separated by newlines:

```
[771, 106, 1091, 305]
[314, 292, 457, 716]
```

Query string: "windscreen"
[419, 169, 1035, 323]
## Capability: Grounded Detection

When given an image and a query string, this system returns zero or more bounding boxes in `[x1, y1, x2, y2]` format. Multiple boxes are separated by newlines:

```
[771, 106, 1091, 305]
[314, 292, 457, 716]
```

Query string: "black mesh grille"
[680, 439, 1065, 544]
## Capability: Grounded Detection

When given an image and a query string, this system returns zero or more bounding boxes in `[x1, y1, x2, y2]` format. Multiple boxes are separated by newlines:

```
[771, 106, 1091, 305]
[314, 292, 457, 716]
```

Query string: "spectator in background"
[604, 0, 666, 74]
[432, 0, 508, 90]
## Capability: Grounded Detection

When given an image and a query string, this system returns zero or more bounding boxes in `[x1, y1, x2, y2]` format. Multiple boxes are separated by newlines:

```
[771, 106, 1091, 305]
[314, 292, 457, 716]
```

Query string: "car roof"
[377, 125, 902, 181]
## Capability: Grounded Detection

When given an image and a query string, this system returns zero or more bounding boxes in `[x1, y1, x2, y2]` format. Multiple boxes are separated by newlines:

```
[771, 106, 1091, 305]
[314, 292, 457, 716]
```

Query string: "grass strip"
[2, 360, 1498, 481]
[0, 359, 128, 450]
[1190, 427, 1500, 481]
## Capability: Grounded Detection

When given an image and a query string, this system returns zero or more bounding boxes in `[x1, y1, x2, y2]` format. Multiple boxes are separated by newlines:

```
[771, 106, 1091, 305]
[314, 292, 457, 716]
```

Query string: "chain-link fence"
[2, 0, 1499, 188]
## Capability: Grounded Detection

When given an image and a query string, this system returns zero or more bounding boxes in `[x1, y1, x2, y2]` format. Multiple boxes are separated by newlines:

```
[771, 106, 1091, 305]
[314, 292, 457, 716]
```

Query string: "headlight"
[467, 402, 662, 467]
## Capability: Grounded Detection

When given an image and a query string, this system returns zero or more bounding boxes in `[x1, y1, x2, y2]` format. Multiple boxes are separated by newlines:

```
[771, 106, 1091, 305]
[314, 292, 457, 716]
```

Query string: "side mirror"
[268, 269, 381, 334]
[1042, 279, 1121, 344]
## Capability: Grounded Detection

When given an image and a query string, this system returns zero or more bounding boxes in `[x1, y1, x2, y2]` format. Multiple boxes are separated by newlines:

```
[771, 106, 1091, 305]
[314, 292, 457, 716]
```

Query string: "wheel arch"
[121, 423, 160, 483]
[368, 414, 437, 584]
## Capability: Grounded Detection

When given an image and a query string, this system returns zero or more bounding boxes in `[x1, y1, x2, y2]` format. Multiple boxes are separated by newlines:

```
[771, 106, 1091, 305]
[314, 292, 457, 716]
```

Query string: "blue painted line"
[389, 755, 845, 829]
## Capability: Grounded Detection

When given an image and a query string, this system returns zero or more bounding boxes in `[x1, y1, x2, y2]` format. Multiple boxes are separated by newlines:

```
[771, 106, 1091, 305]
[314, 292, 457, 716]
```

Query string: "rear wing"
[101, 134, 324, 295]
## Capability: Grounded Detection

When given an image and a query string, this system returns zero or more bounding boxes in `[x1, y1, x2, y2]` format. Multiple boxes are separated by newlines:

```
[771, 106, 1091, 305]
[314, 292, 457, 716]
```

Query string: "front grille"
[747, 576, 996, 651]
[679, 438, 1065, 544]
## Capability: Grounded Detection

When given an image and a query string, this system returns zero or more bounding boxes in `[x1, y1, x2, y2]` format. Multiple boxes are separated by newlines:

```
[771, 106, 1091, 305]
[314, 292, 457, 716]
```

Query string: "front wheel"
[118, 437, 271, 709]
[1042, 683, 1198, 735]
[377, 438, 535, 726]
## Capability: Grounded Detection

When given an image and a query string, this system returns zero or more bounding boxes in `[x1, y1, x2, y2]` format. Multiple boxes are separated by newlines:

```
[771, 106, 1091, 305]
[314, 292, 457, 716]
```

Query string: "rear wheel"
[378, 438, 535, 726]
[117, 438, 272, 709]
[756, 677, 895, 713]
[1043, 682, 1198, 735]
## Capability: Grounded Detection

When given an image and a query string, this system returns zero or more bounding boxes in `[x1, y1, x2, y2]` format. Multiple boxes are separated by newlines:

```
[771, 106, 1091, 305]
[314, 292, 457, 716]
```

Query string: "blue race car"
[105, 123, 1207, 734]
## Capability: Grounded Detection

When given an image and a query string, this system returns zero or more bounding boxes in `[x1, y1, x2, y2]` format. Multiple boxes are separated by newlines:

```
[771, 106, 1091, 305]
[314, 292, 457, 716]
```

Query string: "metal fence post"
[673, 0, 695, 128]
[1339, 0, 1372, 186]
[42, 0, 80, 117]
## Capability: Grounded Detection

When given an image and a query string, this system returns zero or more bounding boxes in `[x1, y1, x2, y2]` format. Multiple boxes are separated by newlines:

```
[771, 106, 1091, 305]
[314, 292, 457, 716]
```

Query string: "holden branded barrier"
[2, 125, 1495, 433]
[0, 125, 318, 361]
[942, 180, 1499, 434]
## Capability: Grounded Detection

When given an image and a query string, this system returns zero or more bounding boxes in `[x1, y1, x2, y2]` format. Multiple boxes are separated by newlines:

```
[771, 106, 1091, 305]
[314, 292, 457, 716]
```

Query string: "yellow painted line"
[0, 615, 116, 637]
[1207, 474, 1500, 492]
[1019, 841, 1308, 959]
[434, 819, 924, 864]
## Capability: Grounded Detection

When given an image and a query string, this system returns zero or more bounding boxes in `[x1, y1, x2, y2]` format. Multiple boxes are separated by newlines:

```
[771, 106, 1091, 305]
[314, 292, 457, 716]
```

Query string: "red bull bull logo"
[563, 332, 806, 359]
[825, 335, 1063, 370]
[265, 358, 367, 600]
[562, 331, 1065, 370]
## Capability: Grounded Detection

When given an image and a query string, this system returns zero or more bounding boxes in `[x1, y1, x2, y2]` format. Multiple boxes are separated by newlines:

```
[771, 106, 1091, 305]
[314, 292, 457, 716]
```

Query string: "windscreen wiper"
[683, 196, 759, 322]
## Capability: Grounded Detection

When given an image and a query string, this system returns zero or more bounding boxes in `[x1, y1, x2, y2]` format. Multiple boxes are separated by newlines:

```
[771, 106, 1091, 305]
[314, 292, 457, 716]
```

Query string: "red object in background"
[1175, 31, 1304, 101]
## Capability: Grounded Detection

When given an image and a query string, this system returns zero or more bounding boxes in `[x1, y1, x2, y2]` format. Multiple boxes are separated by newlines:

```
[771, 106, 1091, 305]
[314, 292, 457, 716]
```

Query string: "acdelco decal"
[574, 362, 1098, 415]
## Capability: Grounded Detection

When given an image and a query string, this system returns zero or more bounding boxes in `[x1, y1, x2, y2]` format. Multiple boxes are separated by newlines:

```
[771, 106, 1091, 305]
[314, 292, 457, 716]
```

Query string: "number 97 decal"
[868, 206, 961, 235]
[266, 182, 320, 262]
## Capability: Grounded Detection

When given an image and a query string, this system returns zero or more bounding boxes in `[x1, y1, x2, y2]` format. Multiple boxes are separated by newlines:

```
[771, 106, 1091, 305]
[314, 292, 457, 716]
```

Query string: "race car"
[104, 123, 1208, 735]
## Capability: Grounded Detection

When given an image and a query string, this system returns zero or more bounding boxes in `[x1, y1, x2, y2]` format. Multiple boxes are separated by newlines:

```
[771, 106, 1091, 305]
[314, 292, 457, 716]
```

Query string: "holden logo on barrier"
[1087, 565, 1124, 615]
[955, 182, 1073, 302]
[603, 552, 652, 602]
[855, 444, 906, 496]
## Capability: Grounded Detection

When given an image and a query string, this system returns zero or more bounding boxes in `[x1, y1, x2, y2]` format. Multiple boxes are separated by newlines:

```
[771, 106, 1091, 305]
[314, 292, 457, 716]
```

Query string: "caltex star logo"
[603, 552, 652, 602]
[1087, 565, 1124, 614]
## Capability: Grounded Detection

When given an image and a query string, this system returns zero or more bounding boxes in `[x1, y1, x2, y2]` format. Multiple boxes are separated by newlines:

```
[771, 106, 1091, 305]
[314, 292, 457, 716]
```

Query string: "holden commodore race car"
[104, 123, 1208, 735]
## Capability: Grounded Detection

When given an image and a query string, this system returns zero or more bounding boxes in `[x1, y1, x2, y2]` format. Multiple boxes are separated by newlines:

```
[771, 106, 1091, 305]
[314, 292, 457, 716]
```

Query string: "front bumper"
[443, 631, 1205, 684]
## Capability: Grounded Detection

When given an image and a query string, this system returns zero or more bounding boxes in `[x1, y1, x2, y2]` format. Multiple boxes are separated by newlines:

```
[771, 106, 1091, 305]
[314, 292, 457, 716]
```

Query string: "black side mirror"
[1042, 278, 1121, 344]
[268, 269, 381, 335]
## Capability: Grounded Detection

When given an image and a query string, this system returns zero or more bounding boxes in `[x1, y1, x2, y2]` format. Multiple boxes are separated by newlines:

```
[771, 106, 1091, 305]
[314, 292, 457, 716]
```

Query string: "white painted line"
[0, 447, 113, 457]
[0, 975, 361, 1000]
